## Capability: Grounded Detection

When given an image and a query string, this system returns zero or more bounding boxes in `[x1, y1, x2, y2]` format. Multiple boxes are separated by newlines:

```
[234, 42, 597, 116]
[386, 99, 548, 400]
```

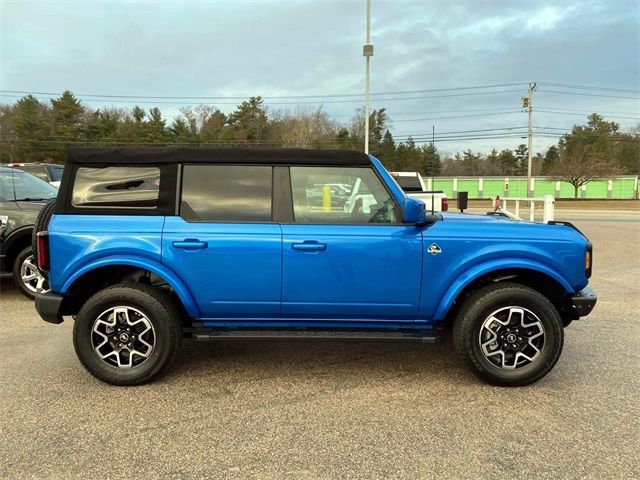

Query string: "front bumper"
[571, 287, 597, 317]
[35, 292, 64, 324]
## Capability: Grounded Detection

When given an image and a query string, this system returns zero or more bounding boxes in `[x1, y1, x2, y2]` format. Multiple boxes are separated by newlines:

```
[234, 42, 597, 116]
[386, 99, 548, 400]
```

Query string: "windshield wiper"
[15, 197, 50, 202]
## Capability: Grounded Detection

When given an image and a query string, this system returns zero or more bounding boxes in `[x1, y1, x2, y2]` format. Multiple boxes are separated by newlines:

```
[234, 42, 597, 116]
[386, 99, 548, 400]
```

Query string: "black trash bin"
[457, 191, 468, 212]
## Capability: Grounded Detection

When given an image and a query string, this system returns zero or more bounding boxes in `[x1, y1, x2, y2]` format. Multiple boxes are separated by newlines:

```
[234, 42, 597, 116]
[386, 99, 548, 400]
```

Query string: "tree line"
[1, 91, 638, 194]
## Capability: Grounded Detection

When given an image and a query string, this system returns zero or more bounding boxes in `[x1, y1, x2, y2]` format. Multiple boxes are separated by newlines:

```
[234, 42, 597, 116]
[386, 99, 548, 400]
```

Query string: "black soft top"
[67, 147, 370, 166]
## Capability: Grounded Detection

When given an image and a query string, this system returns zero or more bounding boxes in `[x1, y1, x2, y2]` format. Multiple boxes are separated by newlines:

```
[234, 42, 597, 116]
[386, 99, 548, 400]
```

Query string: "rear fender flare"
[61, 255, 200, 318]
[433, 258, 573, 320]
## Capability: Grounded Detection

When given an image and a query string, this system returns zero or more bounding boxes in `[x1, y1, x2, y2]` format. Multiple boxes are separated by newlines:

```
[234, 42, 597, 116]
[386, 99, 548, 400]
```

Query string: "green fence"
[424, 176, 638, 199]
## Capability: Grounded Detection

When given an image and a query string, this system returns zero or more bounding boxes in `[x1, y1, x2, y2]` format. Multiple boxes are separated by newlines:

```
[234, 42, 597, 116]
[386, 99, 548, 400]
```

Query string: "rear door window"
[72, 167, 160, 208]
[180, 165, 272, 222]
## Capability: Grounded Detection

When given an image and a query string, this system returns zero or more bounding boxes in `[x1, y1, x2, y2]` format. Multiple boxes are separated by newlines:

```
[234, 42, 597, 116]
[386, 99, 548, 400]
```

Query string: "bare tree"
[274, 106, 339, 148]
[548, 144, 622, 198]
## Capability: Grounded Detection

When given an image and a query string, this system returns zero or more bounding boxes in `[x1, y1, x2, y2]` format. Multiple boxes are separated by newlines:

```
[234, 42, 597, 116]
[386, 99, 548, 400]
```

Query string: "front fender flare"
[61, 255, 200, 318]
[432, 258, 574, 320]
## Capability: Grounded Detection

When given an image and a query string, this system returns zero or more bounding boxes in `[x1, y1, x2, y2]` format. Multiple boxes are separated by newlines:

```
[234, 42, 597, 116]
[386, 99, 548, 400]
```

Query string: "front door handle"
[291, 241, 327, 252]
[172, 239, 208, 250]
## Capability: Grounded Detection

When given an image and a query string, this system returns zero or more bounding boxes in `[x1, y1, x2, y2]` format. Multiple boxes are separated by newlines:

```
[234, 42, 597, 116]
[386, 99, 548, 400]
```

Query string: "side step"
[191, 329, 441, 343]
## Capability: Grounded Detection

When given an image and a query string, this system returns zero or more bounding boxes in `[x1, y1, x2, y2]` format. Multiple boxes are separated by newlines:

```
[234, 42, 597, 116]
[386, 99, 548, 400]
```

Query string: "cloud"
[0, 0, 638, 154]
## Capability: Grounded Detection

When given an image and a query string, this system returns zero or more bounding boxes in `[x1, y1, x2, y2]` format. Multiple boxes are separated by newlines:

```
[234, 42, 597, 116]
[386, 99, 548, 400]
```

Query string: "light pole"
[363, 0, 373, 154]
[523, 82, 537, 197]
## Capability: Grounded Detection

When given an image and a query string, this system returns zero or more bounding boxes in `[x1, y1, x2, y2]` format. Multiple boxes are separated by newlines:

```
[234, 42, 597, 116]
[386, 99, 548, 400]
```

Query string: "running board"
[190, 329, 441, 343]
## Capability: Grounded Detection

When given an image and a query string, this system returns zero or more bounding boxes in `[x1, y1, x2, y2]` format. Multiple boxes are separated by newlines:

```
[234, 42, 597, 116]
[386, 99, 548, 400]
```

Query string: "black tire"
[32, 198, 56, 276]
[453, 282, 564, 386]
[12, 246, 50, 300]
[73, 283, 182, 386]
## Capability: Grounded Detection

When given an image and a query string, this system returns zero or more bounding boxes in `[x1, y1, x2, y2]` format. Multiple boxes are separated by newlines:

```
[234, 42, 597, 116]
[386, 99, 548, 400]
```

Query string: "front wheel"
[73, 283, 182, 386]
[453, 283, 564, 386]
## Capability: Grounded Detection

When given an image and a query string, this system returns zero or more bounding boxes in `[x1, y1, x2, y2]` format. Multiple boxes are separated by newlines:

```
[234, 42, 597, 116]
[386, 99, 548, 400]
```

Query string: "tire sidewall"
[73, 293, 175, 385]
[465, 289, 563, 385]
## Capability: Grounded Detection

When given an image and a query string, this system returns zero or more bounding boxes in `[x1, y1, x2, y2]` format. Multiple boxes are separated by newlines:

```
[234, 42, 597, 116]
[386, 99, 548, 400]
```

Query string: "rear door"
[281, 166, 423, 320]
[162, 165, 282, 318]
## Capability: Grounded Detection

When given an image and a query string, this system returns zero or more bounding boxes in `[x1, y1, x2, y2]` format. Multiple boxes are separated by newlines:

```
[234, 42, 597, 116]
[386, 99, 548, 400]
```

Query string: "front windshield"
[0, 169, 58, 201]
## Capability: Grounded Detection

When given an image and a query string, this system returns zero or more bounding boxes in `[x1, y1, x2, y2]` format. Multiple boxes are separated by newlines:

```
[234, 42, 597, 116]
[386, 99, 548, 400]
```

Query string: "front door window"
[289, 166, 399, 224]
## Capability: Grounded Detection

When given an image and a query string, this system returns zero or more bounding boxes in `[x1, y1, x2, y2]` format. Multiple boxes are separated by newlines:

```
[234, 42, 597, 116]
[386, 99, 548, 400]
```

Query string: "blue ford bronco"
[33, 147, 596, 386]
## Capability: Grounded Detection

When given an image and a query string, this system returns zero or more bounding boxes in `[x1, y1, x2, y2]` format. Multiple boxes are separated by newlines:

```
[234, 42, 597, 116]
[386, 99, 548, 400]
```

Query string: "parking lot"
[1, 209, 638, 479]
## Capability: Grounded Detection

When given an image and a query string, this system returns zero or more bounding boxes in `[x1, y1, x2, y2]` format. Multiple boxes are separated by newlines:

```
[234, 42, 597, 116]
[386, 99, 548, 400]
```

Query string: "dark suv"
[34, 147, 596, 386]
[0, 166, 57, 297]
[8, 162, 64, 187]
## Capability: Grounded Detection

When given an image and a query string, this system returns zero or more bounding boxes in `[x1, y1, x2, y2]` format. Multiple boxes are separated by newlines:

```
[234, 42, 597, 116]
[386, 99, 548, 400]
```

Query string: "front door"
[281, 166, 423, 319]
[162, 165, 281, 318]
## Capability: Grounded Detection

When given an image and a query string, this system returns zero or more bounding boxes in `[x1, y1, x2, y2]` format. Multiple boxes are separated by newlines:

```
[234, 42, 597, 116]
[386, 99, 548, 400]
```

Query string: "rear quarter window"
[72, 167, 160, 208]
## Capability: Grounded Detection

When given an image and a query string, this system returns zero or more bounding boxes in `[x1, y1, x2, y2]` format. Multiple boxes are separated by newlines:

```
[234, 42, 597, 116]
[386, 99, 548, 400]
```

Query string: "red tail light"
[441, 196, 448, 211]
[36, 232, 50, 271]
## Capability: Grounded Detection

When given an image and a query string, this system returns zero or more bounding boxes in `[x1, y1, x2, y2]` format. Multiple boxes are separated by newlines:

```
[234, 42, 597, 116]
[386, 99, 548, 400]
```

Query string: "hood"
[436, 211, 589, 244]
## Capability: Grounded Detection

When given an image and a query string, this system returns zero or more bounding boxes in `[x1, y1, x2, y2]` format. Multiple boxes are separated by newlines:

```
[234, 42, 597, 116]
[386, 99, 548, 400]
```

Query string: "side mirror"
[402, 197, 426, 224]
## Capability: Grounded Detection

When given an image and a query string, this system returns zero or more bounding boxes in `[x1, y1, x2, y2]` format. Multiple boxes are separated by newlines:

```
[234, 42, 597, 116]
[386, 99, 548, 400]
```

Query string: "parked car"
[0, 166, 57, 298]
[389, 171, 448, 211]
[8, 162, 64, 188]
[34, 147, 596, 386]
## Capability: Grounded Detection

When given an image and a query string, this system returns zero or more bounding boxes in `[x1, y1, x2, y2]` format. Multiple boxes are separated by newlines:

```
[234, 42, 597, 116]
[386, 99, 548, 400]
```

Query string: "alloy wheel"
[20, 254, 49, 295]
[91, 306, 156, 369]
[478, 306, 545, 369]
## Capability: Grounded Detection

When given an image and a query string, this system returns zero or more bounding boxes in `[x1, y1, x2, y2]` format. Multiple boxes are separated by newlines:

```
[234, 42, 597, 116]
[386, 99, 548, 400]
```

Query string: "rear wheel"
[73, 283, 182, 386]
[13, 247, 50, 299]
[453, 283, 564, 386]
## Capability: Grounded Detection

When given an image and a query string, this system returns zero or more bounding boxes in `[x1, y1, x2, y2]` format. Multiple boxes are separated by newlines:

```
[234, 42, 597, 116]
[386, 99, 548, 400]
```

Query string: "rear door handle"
[291, 241, 327, 252]
[172, 239, 208, 250]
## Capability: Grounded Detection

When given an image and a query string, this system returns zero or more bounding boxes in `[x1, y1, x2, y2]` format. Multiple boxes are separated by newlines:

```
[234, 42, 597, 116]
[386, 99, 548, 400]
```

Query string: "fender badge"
[427, 243, 442, 256]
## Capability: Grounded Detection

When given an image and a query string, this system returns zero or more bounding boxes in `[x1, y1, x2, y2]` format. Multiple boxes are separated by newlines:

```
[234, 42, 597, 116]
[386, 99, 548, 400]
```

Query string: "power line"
[535, 109, 640, 120]
[538, 89, 640, 100]
[391, 110, 523, 123]
[0, 82, 529, 100]
[0, 88, 527, 105]
[538, 82, 640, 94]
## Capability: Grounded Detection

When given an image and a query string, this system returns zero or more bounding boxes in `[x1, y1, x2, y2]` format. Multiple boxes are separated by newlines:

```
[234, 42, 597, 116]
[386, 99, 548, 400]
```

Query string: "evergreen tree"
[422, 143, 441, 176]
[377, 130, 397, 169]
[228, 96, 269, 145]
[170, 117, 198, 144]
[397, 137, 422, 172]
[542, 145, 559, 174]
[462, 149, 482, 175]
[51, 91, 83, 139]
[498, 149, 518, 176]
[12, 95, 51, 161]
[514, 144, 528, 175]
[145, 107, 169, 143]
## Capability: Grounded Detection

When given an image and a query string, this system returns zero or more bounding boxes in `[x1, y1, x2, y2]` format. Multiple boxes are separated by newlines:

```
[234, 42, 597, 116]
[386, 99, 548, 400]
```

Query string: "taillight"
[586, 242, 593, 278]
[441, 197, 448, 211]
[36, 231, 50, 271]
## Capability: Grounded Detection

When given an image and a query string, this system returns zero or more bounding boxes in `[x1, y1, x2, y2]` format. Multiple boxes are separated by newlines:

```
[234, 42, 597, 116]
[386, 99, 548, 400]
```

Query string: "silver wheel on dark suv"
[13, 248, 50, 299]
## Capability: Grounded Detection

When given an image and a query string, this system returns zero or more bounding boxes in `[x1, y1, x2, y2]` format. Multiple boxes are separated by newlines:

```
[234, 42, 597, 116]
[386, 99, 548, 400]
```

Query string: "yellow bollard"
[322, 185, 332, 212]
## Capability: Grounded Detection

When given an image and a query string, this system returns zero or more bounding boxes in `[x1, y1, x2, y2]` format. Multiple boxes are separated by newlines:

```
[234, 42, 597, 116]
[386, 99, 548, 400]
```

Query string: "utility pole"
[523, 82, 536, 197]
[363, 0, 373, 154]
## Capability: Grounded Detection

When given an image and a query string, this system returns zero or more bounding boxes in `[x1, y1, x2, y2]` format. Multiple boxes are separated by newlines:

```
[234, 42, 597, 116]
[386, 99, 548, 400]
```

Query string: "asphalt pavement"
[1, 211, 639, 479]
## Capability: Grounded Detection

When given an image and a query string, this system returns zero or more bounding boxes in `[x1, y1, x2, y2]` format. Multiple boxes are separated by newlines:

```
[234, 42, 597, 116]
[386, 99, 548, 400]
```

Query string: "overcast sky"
[1, 0, 639, 154]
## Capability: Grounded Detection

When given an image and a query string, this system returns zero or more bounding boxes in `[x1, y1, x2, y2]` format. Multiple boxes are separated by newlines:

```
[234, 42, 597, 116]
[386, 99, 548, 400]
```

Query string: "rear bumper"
[571, 287, 597, 317]
[35, 292, 64, 324]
